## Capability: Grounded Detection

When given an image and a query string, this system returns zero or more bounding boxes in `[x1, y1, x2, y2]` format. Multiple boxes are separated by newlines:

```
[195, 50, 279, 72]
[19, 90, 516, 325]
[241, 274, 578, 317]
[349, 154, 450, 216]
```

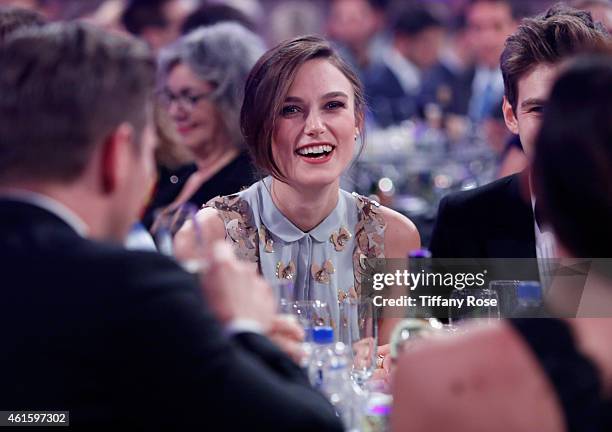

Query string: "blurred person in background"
[126, 104, 192, 250]
[121, 0, 195, 53]
[0, 22, 342, 430]
[364, 3, 445, 128]
[464, 0, 519, 123]
[480, 99, 528, 178]
[269, 0, 323, 46]
[142, 22, 264, 230]
[495, 131, 528, 178]
[572, 0, 612, 31]
[0, 4, 44, 43]
[79, 0, 127, 34]
[326, 0, 389, 74]
[419, 11, 475, 124]
[0, 0, 39, 10]
[181, 1, 256, 34]
[219, 0, 264, 27]
[430, 5, 610, 265]
[393, 52, 612, 432]
[421, 0, 519, 124]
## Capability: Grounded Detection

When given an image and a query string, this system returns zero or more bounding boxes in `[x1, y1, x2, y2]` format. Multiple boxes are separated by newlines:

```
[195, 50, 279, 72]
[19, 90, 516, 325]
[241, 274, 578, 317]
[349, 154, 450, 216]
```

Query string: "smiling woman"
[177, 35, 421, 344]
[141, 22, 265, 230]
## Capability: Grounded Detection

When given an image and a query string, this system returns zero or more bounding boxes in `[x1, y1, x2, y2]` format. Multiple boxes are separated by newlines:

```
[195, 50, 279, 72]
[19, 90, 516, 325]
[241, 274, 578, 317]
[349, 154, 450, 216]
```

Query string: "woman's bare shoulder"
[391, 322, 564, 432]
[378, 205, 420, 258]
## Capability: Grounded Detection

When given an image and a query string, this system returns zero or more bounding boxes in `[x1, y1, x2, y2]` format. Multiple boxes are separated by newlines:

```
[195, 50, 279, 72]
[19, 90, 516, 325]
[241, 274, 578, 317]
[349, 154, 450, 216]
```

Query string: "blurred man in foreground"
[0, 22, 341, 430]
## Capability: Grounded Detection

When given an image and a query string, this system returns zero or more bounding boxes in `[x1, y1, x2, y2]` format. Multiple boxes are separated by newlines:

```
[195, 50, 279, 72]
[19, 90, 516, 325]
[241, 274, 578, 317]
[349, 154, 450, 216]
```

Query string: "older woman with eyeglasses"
[141, 22, 265, 230]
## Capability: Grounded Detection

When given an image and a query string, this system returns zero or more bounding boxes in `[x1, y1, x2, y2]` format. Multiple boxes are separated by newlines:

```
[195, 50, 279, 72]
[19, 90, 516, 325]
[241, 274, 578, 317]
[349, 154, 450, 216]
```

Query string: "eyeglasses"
[157, 88, 215, 112]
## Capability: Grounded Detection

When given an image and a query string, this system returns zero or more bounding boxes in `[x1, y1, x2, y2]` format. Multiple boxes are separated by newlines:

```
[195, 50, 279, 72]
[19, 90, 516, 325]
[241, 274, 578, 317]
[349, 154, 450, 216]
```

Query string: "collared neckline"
[256, 177, 346, 243]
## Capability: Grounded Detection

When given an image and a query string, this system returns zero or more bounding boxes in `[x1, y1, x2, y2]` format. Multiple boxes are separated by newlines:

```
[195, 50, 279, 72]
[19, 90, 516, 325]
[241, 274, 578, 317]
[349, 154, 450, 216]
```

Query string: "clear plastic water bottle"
[408, 249, 433, 318]
[308, 326, 335, 389]
[324, 343, 352, 427]
[309, 328, 365, 431]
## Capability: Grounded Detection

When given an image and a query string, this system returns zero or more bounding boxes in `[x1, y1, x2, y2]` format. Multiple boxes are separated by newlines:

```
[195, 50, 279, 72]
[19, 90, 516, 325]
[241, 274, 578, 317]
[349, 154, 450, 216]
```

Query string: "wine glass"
[339, 298, 378, 387]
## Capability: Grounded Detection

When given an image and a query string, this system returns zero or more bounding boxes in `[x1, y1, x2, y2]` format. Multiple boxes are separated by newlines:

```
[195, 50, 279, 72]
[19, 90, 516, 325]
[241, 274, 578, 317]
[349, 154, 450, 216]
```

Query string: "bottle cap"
[312, 326, 334, 344]
[408, 248, 432, 259]
[517, 281, 542, 301]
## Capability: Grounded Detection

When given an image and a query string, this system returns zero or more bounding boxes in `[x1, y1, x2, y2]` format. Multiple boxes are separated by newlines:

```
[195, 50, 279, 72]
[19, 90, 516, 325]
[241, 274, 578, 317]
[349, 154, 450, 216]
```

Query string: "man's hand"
[200, 242, 275, 332]
[268, 315, 306, 364]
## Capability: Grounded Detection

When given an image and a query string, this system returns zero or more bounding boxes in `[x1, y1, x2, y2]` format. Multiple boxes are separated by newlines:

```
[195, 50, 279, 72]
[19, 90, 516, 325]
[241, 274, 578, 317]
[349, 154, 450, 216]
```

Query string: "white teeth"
[297, 144, 333, 156]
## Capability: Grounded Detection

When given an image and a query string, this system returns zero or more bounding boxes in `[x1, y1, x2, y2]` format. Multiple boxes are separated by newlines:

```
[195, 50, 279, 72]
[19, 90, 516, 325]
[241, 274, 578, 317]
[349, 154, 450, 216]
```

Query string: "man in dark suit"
[430, 6, 610, 266]
[364, 4, 445, 127]
[0, 23, 342, 430]
[421, 0, 520, 123]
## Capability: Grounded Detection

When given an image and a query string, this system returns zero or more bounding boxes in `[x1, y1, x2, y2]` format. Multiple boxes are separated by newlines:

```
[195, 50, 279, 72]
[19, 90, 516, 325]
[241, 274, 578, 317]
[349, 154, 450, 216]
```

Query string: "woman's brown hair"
[240, 35, 366, 181]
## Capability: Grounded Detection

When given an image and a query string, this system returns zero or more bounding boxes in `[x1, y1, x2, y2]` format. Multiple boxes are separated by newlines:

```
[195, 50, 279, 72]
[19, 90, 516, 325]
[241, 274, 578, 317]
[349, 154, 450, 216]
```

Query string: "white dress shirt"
[531, 195, 557, 293]
[382, 48, 421, 94]
[468, 66, 505, 119]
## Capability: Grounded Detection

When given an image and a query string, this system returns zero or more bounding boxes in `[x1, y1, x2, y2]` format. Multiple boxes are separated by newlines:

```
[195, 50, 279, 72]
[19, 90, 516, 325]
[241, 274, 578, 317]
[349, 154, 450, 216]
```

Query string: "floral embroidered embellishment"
[330, 226, 352, 252]
[338, 286, 361, 303]
[311, 259, 335, 284]
[352, 193, 387, 298]
[205, 194, 259, 263]
[276, 261, 296, 280]
[258, 226, 274, 253]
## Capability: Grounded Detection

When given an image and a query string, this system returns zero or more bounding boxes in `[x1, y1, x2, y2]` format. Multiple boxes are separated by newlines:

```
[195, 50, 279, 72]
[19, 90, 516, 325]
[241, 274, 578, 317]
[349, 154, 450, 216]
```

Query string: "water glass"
[448, 288, 500, 327]
[288, 300, 332, 341]
[488, 280, 520, 317]
[272, 280, 298, 314]
[339, 298, 378, 386]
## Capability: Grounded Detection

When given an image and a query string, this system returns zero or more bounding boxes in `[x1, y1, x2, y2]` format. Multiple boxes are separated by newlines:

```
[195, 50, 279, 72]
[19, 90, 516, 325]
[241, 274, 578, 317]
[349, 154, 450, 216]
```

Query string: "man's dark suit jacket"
[419, 63, 475, 117]
[363, 61, 420, 128]
[0, 200, 342, 430]
[429, 173, 539, 281]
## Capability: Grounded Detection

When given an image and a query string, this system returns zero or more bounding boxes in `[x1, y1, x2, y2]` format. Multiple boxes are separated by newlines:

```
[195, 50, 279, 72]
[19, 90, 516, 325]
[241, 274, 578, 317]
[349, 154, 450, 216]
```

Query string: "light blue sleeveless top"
[206, 176, 386, 324]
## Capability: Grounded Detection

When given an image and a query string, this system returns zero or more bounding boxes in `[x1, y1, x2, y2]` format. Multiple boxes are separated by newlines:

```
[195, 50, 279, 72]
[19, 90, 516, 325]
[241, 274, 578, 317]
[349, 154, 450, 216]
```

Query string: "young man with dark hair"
[430, 5, 610, 268]
[0, 22, 341, 430]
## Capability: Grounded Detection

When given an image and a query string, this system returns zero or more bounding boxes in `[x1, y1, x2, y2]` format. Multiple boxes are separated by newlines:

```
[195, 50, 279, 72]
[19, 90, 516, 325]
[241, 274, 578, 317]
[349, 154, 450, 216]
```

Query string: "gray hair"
[158, 22, 266, 147]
